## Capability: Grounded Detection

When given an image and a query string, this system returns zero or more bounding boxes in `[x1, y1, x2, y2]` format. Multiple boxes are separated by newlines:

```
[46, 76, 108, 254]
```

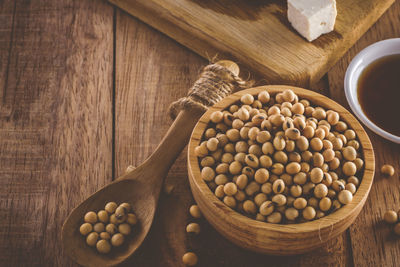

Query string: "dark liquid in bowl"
[357, 54, 400, 137]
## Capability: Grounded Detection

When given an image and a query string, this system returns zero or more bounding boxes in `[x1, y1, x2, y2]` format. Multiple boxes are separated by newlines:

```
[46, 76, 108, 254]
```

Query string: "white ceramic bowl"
[344, 38, 400, 143]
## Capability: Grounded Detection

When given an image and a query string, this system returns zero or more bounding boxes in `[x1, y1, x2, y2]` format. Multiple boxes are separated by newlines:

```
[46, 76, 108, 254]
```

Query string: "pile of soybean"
[79, 202, 137, 254]
[195, 89, 364, 224]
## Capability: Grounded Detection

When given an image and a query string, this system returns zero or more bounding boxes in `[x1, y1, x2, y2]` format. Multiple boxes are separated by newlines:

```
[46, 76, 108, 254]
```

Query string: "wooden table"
[0, 1, 399, 266]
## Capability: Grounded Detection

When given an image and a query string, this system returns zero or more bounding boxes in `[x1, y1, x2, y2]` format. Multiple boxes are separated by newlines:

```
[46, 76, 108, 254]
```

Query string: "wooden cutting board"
[108, 0, 394, 87]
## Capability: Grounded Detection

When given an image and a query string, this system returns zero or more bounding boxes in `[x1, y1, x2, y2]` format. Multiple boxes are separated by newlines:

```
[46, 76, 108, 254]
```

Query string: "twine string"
[318, 219, 334, 243]
[168, 63, 252, 119]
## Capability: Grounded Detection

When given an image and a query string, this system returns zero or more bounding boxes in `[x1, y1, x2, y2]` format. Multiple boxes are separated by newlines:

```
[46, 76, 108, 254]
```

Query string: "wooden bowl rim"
[188, 85, 375, 234]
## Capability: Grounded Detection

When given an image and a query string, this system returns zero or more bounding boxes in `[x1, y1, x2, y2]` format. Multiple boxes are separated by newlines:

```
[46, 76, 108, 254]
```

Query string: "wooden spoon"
[62, 60, 240, 267]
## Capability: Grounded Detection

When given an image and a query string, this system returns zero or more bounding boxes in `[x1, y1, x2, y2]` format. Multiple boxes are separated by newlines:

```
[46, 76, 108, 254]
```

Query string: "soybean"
[381, 164, 395, 177]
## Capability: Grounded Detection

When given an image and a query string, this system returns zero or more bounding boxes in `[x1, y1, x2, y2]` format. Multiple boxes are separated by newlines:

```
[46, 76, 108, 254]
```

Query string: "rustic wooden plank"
[328, 2, 400, 266]
[115, 10, 352, 267]
[114, 9, 206, 266]
[0, 0, 114, 266]
[109, 0, 394, 87]
[0, 0, 15, 109]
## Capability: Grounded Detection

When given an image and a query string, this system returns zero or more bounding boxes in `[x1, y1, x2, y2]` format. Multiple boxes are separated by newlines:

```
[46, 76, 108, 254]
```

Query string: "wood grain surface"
[108, 0, 394, 87]
[0, 0, 114, 266]
[0, 0, 399, 266]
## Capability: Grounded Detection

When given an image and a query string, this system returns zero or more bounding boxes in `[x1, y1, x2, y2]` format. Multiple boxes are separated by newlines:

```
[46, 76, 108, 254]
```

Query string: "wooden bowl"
[187, 85, 375, 255]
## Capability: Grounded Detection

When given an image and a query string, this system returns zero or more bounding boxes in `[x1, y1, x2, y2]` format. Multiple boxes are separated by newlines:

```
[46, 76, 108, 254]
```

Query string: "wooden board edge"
[109, 0, 395, 87]
[311, 0, 395, 86]
[108, 0, 309, 86]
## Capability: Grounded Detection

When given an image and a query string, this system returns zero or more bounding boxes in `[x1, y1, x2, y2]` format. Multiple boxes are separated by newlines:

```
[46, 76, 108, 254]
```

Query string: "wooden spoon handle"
[144, 108, 204, 174]
[141, 60, 240, 176]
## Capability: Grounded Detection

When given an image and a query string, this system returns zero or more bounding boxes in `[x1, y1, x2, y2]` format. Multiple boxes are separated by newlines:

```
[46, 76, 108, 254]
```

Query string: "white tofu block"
[287, 0, 337, 42]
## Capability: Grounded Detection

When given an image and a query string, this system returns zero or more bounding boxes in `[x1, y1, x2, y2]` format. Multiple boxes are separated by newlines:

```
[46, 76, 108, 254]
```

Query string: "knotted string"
[168, 62, 252, 119]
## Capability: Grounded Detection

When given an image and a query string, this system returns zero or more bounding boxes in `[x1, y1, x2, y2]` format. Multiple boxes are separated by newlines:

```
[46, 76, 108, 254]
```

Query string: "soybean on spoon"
[61, 60, 240, 267]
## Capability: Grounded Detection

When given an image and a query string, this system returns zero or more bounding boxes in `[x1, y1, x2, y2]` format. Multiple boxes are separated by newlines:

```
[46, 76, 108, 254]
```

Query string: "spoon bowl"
[61, 109, 200, 266]
[62, 167, 156, 266]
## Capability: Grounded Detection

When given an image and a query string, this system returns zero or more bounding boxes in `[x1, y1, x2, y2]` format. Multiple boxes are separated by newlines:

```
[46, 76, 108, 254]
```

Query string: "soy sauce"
[357, 54, 400, 137]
